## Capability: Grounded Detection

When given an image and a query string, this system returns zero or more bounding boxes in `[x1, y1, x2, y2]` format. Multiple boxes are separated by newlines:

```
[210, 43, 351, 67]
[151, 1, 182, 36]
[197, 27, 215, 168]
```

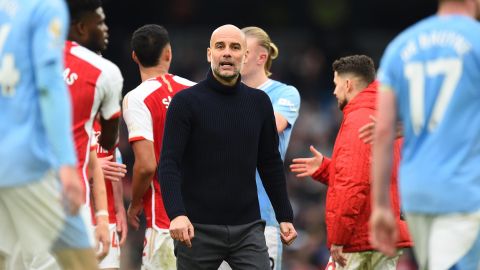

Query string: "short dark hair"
[66, 0, 102, 23]
[332, 55, 376, 84]
[131, 24, 170, 68]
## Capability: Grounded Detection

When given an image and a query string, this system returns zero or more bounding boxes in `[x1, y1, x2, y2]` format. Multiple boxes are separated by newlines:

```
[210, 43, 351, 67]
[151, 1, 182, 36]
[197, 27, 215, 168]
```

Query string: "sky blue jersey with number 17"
[0, 0, 77, 187]
[378, 15, 480, 214]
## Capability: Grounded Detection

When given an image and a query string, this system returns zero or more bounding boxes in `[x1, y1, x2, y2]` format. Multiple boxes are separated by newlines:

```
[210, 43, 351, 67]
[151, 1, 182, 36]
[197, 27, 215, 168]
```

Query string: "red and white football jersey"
[64, 40, 123, 203]
[90, 120, 118, 224]
[123, 74, 195, 229]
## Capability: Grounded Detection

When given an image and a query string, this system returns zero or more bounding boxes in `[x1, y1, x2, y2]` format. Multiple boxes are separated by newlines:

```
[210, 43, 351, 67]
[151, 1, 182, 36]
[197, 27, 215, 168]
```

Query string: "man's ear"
[207, 47, 211, 63]
[163, 46, 172, 63]
[258, 52, 267, 65]
[345, 78, 353, 93]
[132, 51, 139, 64]
[73, 20, 87, 39]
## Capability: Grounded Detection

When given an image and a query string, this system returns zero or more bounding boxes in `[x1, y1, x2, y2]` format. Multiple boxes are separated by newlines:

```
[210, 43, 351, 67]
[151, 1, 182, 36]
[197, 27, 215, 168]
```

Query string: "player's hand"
[289, 145, 323, 178]
[59, 165, 83, 215]
[170, 215, 194, 248]
[359, 115, 377, 144]
[370, 206, 398, 257]
[98, 155, 127, 182]
[330, 244, 347, 267]
[95, 222, 110, 261]
[359, 115, 404, 144]
[127, 202, 143, 231]
[279, 222, 297, 246]
[116, 206, 128, 246]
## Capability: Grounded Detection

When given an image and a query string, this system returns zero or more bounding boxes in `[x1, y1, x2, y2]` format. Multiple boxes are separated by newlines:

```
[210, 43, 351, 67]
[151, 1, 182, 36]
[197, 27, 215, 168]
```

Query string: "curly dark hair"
[332, 55, 376, 84]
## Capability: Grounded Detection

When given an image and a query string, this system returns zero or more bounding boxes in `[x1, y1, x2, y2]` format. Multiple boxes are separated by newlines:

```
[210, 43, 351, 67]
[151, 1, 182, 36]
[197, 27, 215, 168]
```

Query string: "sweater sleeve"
[329, 111, 372, 245]
[257, 96, 294, 223]
[158, 94, 191, 220]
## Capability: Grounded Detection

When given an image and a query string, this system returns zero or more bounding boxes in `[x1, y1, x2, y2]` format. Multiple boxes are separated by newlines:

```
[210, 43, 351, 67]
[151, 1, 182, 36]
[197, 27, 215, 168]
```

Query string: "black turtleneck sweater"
[158, 70, 293, 225]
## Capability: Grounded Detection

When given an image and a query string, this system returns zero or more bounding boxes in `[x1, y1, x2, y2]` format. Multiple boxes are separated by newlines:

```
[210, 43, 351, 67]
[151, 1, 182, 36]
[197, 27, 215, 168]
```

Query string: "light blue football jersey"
[255, 79, 300, 226]
[0, 0, 76, 187]
[378, 15, 480, 213]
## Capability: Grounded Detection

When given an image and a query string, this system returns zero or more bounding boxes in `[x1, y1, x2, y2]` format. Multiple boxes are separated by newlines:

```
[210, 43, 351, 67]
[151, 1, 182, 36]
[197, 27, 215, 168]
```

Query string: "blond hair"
[241, 26, 278, 77]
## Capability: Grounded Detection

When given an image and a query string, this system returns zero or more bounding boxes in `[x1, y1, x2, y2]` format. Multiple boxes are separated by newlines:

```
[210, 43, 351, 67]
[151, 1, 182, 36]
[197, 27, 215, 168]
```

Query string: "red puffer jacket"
[312, 81, 412, 253]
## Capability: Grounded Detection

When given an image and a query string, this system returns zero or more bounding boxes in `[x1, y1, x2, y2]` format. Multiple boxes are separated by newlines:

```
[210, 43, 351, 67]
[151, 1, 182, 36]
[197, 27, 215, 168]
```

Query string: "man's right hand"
[170, 215, 194, 248]
[59, 165, 83, 215]
[98, 155, 127, 182]
[289, 145, 323, 178]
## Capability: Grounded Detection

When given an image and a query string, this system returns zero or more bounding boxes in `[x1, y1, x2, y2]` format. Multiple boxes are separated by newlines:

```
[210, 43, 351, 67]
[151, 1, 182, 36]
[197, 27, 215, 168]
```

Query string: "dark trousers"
[174, 220, 270, 270]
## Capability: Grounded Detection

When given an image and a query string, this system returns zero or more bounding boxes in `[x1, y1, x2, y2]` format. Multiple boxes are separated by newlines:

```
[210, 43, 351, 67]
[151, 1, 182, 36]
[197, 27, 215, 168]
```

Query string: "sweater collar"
[206, 68, 242, 95]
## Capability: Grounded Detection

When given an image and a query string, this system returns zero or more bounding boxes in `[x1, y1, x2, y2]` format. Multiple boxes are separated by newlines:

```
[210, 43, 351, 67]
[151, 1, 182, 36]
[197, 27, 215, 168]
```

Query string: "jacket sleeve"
[329, 110, 373, 245]
[312, 157, 331, 185]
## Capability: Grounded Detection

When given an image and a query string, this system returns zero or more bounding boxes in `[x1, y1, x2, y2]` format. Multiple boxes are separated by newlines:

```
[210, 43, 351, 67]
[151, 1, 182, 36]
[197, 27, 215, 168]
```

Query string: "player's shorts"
[218, 225, 281, 270]
[324, 250, 402, 270]
[142, 227, 176, 270]
[91, 223, 120, 269]
[0, 170, 92, 257]
[406, 212, 480, 270]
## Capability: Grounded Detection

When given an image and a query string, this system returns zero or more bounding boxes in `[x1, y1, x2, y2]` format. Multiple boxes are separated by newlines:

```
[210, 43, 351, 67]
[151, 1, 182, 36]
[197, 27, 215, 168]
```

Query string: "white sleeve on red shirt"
[96, 61, 123, 120]
[122, 80, 161, 142]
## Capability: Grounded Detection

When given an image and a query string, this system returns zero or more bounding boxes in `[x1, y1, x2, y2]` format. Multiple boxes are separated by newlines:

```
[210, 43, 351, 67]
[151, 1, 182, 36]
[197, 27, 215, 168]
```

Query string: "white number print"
[0, 24, 20, 97]
[404, 58, 462, 134]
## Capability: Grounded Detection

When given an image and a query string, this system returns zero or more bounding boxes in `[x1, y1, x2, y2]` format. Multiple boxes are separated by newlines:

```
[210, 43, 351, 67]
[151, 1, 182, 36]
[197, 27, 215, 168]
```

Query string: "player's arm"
[33, 0, 81, 214]
[98, 117, 120, 151]
[111, 149, 127, 246]
[128, 139, 156, 230]
[122, 92, 158, 230]
[98, 64, 123, 151]
[370, 86, 399, 256]
[88, 150, 110, 259]
[272, 86, 301, 133]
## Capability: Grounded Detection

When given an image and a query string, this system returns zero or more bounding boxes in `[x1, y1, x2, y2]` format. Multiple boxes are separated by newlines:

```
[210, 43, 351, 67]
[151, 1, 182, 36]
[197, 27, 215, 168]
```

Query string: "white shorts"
[324, 250, 402, 270]
[0, 171, 91, 256]
[92, 223, 120, 269]
[219, 225, 281, 270]
[406, 212, 480, 270]
[142, 227, 176, 270]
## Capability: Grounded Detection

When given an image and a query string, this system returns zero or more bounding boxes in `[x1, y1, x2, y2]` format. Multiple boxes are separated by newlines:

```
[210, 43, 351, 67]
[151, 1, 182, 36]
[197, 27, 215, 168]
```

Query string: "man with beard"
[158, 24, 297, 270]
[371, 0, 480, 269]
[290, 55, 411, 269]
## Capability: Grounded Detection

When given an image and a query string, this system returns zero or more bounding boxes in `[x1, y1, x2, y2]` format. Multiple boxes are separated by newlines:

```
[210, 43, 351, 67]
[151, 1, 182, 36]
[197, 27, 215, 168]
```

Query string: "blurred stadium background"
[101, 0, 437, 269]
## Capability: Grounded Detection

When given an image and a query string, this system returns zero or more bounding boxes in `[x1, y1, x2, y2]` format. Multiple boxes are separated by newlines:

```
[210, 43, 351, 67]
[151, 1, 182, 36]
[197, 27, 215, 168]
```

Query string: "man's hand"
[58, 165, 83, 215]
[98, 155, 127, 182]
[95, 222, 110, 261]
[289, 145, 323, 178]
[359, 115, 403, 144]
[116, 207, 128, 246]
[279, 222, 297, 246]
[330, 244, 347, 267]
[170, 215, 194, 248]
[127, 202, 143, 231]
[370, 206, 398, 257]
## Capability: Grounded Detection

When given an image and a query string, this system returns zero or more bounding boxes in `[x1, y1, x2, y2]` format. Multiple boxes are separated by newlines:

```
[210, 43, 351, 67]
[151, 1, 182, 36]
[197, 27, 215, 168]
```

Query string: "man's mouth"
[220, 62, 233, 67]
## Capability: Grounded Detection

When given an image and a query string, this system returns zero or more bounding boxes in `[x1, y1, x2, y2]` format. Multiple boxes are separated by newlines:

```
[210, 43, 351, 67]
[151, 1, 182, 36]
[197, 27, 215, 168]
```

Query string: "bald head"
[210, 24, 246, 48]
[207, 24, 248, 86]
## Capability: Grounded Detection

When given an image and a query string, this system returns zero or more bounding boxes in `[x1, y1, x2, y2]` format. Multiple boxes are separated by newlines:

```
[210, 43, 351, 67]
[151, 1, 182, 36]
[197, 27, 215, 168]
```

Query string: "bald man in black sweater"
[158, 24, 297, 269]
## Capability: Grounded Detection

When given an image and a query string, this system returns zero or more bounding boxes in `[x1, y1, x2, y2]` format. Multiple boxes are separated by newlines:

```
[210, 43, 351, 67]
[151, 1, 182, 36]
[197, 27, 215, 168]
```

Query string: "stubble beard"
[213, 65, 239, 82]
